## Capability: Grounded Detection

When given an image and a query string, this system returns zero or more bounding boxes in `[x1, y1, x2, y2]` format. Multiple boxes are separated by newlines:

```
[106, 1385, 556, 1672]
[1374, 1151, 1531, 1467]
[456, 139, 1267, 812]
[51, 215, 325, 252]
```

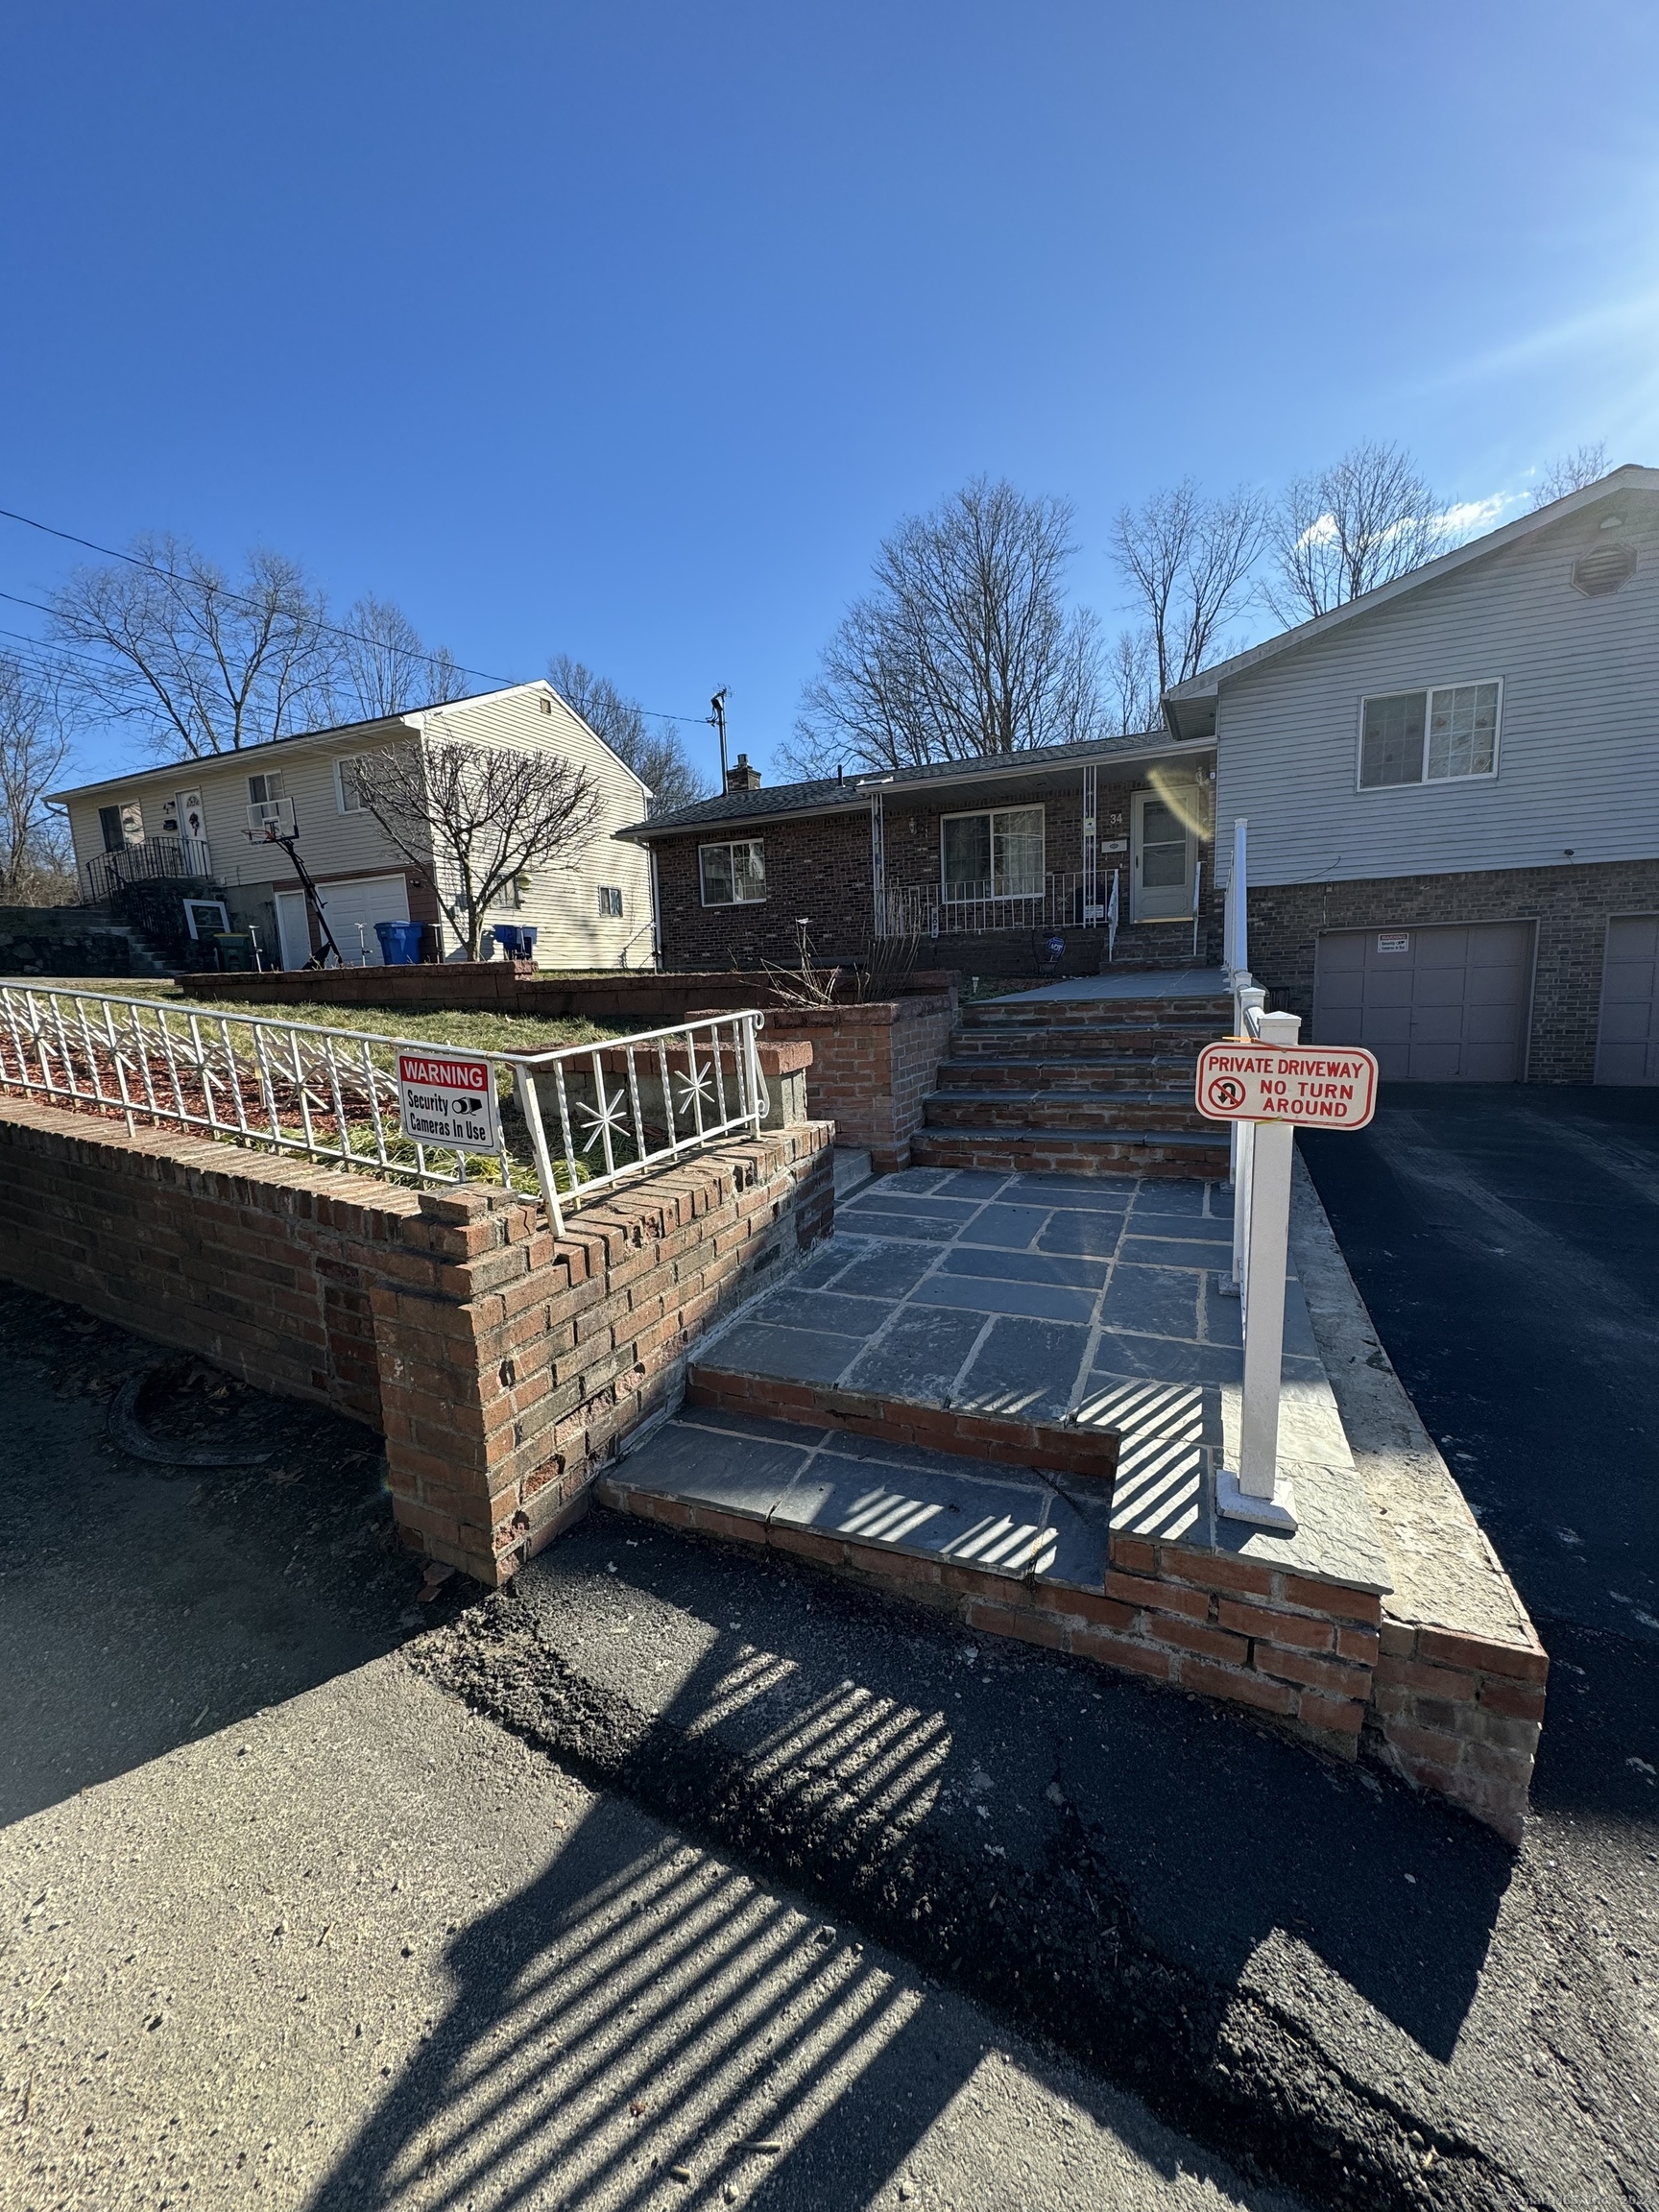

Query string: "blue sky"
[3, 1, 1656, 789]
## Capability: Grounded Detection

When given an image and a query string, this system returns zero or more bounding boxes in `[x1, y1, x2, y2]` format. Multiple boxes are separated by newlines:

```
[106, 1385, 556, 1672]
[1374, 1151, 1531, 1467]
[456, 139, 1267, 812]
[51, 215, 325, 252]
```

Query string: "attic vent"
[1571, 543, 1638, 598]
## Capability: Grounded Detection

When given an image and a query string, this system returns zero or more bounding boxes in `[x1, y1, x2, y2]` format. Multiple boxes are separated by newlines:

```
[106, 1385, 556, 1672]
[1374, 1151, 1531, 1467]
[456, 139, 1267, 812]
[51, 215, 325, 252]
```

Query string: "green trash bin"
[211, 931, 256, 973]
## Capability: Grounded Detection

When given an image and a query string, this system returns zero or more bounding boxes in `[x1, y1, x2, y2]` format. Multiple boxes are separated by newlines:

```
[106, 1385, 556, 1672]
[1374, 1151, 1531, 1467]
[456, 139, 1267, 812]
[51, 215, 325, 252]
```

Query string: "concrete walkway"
[996, 966, 1228, 1003]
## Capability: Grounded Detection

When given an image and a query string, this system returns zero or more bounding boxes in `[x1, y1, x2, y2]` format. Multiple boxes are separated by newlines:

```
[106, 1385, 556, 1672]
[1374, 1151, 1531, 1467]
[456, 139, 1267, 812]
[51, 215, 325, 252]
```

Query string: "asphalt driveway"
[1300, 1083, 1659, 1830]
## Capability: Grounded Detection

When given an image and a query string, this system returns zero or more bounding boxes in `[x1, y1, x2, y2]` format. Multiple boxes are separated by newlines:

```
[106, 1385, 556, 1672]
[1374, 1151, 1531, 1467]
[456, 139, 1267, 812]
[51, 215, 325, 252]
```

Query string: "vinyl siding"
[1214, 489, 1659, 887]
[416, 687, 654, 968]
[60, 683, 656, 969]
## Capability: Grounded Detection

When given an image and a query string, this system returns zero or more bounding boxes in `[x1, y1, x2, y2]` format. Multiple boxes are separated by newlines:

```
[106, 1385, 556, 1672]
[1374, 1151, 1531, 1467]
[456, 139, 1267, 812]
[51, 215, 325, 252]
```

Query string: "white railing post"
[1217, 1006, 1301, 1532]
[1229, 983, 1265, 1292]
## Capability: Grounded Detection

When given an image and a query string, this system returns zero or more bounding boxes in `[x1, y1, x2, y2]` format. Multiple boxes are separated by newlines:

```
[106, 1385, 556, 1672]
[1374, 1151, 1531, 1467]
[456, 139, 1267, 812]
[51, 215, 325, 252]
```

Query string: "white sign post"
[1195, 1019, 1379, 1533]
[396, 1049, 501, 1153]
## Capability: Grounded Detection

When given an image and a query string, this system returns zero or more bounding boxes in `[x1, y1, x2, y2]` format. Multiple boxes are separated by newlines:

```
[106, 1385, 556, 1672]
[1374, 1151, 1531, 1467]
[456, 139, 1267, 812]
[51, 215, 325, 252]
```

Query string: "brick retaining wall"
[1246, 856, 1659, 1084]
[0, 1095, 833, 1583]
[757, 993, 957, 1170]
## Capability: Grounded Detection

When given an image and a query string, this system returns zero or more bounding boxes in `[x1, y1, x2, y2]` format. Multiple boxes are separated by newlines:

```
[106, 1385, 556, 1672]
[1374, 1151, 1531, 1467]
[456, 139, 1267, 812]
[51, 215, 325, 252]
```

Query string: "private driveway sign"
[1195, 1041, 1379, 1129]
[396, 1050, 500, 1152]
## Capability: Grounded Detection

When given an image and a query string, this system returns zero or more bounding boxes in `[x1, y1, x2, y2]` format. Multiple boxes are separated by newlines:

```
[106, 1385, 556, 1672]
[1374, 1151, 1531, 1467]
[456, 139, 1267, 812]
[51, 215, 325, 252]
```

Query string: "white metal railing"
[878, 871, 1099, 939]
[83, 834, 214, 902]
[0, 985, 769, 1237]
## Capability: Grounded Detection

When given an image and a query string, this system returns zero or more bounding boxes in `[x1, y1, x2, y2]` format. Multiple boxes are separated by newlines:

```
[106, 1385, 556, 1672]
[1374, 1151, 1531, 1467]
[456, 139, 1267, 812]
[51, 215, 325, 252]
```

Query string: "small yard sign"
[1195, 1040, 1379, 1129]
[396, 1050, 500, 1153]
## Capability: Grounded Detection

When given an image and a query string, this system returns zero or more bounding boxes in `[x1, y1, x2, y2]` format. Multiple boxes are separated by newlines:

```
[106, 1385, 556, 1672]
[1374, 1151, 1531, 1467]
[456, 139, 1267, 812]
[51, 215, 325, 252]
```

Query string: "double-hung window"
[1358, 683, 1501, 790]
[699, 839, 766, 905]
[335, 755, 372, 812]
[941, 805, 1045, 899]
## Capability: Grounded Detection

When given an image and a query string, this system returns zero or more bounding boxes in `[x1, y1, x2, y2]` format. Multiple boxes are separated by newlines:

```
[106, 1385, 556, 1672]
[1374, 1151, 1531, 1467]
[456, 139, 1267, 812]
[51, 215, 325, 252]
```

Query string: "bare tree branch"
[49, 536, 342, 757]
[1111, 480, 1267, 697]
[350, 733, 600, 959]
[1531, 443, 1610, 510]
[786, 477, 1106, 777]
[1265, 442, 1445, 624]
[0, 652, 75, 900]
[547, 654, 709, 815]
[342, 594, 469, 718]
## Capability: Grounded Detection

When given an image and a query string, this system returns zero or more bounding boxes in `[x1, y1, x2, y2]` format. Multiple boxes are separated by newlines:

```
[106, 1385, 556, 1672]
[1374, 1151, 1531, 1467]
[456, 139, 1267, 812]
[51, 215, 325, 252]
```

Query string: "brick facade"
[650, 773, 1214, 972]
[0, 1094, 833, 1584]
[1246, 855, 1659, 1083]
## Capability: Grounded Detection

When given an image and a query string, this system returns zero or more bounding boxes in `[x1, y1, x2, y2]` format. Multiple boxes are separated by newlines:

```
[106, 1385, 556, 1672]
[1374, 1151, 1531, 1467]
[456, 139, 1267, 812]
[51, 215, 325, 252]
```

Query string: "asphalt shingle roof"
[628, 730, 1186, 837]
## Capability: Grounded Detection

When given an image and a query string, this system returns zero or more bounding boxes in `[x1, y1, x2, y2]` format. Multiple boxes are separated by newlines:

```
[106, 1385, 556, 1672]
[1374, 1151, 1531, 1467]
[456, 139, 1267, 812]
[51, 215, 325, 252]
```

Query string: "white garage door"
[278, 874, 411, 969]
[1596, 915, 1659, 1084]
[1312, 922, 1534, 1081]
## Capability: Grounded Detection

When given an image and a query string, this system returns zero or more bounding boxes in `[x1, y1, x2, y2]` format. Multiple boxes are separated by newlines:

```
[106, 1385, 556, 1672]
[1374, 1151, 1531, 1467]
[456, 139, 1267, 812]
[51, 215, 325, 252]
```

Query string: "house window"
[1358, 684, 1501, 789]
[335, 755, 372, 812]
[598, 885, 624, 918]
[247, 771, 285, 805]
[699, 840, 766, 905]
[941, 805, 1045, 898]
[99, 802, 142, 853]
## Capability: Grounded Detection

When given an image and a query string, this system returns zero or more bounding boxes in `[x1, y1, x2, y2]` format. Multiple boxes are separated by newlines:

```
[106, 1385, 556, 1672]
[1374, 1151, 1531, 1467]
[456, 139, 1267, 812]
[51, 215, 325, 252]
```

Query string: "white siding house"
[1164, 465, 1659, 1083]
[53, 683, 655, 971]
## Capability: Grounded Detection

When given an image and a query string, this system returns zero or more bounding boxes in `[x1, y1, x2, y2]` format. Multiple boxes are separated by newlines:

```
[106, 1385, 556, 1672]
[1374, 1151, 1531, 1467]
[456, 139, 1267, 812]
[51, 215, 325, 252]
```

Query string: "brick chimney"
[725, 752, 762, 794]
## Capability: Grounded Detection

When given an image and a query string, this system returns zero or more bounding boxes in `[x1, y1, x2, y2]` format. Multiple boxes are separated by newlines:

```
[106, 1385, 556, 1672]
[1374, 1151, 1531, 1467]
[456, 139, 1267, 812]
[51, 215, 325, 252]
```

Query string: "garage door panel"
[313, 874, 410, 965]
[1596, 916, 1659, 1084]
[1314, 921, 1532, 1082]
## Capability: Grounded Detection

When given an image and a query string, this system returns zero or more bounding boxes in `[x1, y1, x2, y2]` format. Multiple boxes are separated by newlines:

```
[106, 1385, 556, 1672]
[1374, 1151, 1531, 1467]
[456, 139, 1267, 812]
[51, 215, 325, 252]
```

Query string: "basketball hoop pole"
[246, 816, 346, 968]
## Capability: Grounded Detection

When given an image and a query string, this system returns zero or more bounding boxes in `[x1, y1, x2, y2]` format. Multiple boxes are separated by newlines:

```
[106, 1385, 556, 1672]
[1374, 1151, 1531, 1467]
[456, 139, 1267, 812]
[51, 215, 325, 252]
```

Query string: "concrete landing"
[996, 966, 1229, 1004]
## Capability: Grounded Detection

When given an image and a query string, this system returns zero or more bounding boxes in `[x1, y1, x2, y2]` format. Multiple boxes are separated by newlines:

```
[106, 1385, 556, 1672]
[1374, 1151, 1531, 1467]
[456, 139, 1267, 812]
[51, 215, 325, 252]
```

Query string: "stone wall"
[0, 1094, 833, 1583]
[1246, 855, 1659, 1083]
[0, 906, 141, 977]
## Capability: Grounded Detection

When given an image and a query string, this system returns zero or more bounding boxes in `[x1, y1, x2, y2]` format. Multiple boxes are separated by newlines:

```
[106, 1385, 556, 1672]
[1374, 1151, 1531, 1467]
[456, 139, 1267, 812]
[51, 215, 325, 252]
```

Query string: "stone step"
[934, 1054, 1203, 1094]
[923, 1089, 1214, 1136]
[911, 1123, 1231, 1179]
[959, 1001, 1231, 1032]
[949, 1023, 1224, 1059]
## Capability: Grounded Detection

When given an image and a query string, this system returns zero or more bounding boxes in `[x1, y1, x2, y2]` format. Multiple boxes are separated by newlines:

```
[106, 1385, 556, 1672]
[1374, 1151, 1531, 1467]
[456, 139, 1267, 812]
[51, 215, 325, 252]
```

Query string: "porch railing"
[83, 834, 214, 902]
[878, 871, 1111, 939]
[0, 985, 769, 1237]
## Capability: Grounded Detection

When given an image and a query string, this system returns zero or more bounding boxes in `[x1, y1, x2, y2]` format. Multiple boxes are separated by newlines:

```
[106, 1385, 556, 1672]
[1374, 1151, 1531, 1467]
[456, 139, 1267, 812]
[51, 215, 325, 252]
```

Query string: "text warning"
[1194, 1041, 1379, 1129]
[396, 1049, 501, 1153]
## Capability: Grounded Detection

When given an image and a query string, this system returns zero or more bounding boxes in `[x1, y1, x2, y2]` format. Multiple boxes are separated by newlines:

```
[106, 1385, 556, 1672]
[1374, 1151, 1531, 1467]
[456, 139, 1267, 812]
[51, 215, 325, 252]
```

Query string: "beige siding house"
[53, 683, 655, 971]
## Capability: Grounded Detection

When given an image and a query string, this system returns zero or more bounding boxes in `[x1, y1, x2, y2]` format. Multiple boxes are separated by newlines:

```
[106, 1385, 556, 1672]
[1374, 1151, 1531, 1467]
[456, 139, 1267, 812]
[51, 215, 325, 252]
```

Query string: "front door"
[1130, 790, 1193, 922]
[274, 891, 313, 970]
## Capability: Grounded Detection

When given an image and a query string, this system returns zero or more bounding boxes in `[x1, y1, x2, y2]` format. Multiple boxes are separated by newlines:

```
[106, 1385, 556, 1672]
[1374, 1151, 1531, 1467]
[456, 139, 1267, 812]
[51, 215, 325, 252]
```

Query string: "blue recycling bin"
[493, 925, 539, 961]
[374, 921, 424, 965]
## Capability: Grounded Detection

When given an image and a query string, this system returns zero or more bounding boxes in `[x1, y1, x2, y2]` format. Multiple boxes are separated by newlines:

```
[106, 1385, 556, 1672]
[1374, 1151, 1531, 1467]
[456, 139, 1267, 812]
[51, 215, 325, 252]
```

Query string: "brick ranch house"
[1165, 462, 1659, 1084]
[622, 735, 1220, 981]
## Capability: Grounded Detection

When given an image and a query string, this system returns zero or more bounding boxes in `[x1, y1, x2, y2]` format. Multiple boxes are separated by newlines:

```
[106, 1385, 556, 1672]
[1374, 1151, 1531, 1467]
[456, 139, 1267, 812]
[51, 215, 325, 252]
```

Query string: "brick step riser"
[950, 1032, 1220, 1060]
[961, 1004, 1231, 1030]
[912, 1130, 1231, 1179]
[924, 1096, 1214, 1136]
[934, 1061, 1202, 1094]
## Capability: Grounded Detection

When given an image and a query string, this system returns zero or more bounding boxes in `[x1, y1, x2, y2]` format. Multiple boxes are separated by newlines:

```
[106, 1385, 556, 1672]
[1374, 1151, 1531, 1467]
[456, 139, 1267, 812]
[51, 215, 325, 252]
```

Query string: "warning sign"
[396, 1049, 500, 1152]
[1194, 1041, 1379, 1129]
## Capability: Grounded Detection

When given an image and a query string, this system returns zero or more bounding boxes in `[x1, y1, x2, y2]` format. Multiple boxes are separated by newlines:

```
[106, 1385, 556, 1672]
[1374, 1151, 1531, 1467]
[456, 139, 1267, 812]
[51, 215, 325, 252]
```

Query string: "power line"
[0, 500, 713, 728]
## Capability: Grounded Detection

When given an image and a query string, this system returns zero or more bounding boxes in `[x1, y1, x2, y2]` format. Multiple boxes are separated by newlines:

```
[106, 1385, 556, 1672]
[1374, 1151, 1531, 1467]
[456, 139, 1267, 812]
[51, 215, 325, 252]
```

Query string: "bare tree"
[1267, 443, 1446, 624]
[1531, 442, 1610, 510]
[784, 477, 1105, 777]
[547, 654, 709, 815]
[350, 732, 599, 959]
[1111, 480, 1268, 698]
[1105, 629, 1160, 736]
[50, 535, 342, 757]
[342, 594, 469, 719]
[0, 652, 75, 901]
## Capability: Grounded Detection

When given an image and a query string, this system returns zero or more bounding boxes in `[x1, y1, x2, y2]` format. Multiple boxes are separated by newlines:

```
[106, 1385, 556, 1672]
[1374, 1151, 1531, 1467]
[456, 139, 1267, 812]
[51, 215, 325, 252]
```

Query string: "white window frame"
[597, 884, 624, 919]
[1356, 680, 1503, 794]
[698, 839, 767, 906]
[247, 770, 286, 805]
[939, 804, 1046, 898]
[335, 754, 373, 812]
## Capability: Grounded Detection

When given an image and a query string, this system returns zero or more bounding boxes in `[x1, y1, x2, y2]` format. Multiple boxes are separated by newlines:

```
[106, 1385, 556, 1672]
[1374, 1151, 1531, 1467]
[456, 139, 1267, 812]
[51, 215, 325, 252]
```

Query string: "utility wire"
[0, 501, 712, 727]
